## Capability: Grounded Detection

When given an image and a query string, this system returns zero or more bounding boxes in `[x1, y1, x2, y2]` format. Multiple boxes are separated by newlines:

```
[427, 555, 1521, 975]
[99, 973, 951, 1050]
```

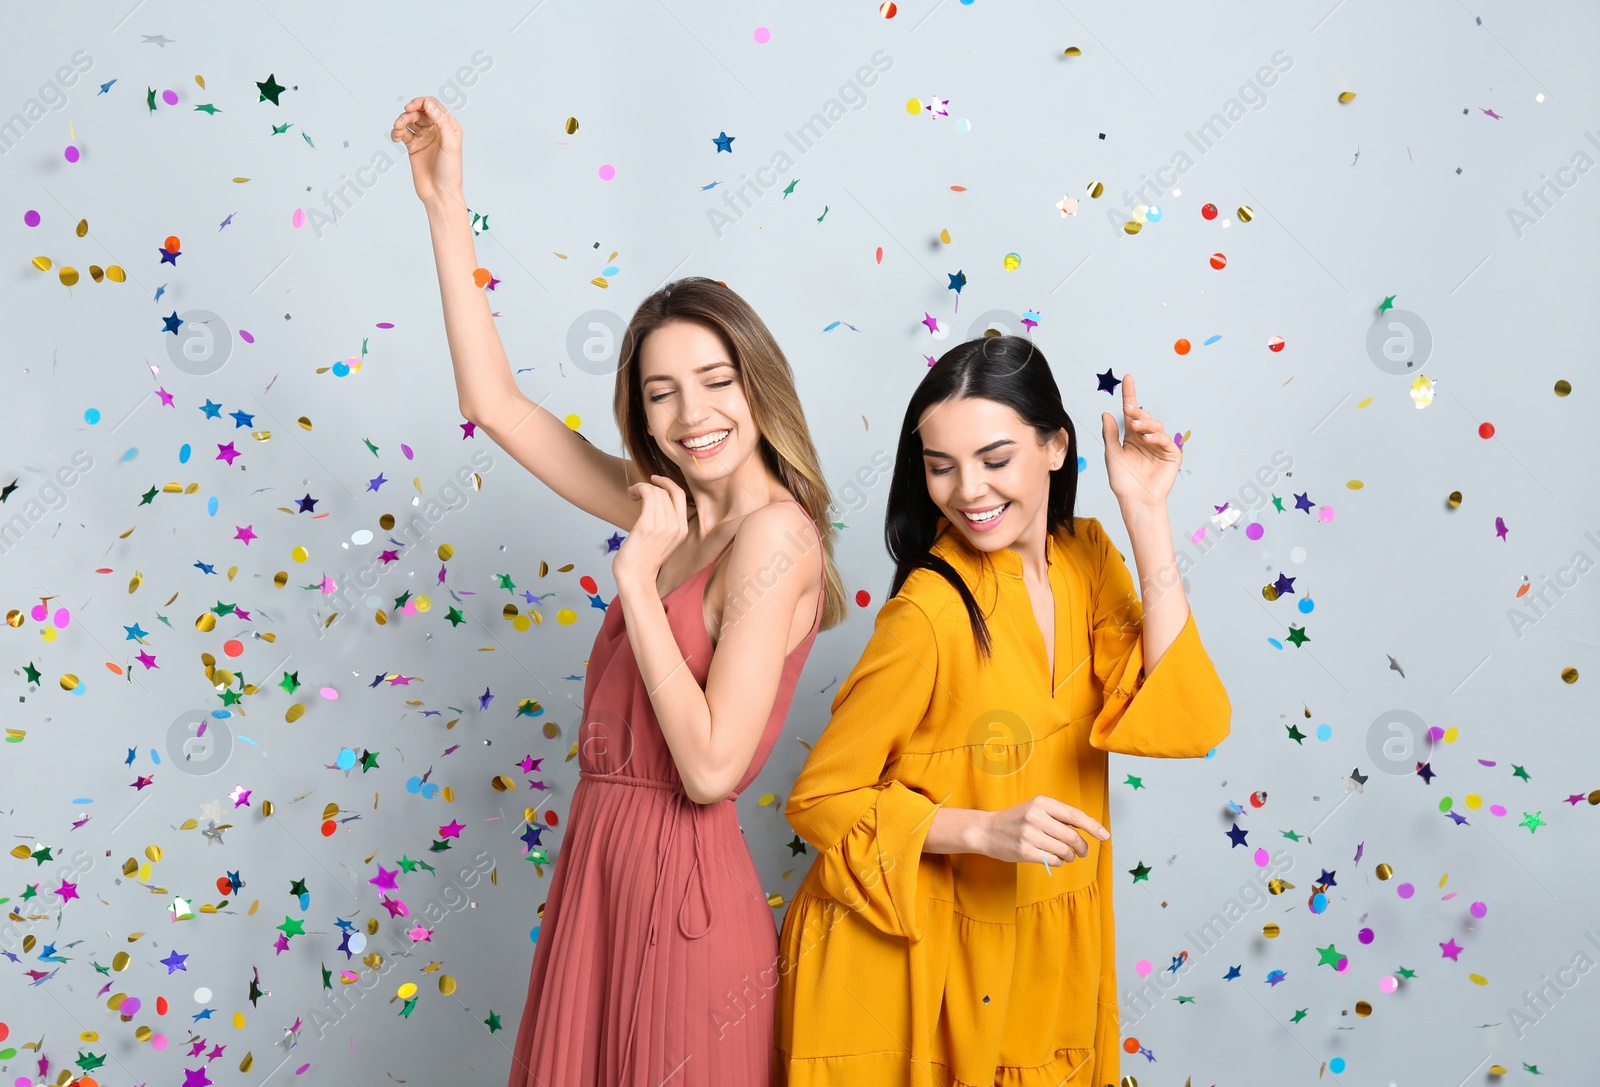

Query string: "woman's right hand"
[390, 96, 464, 208]
[975, 795, 1109, 866]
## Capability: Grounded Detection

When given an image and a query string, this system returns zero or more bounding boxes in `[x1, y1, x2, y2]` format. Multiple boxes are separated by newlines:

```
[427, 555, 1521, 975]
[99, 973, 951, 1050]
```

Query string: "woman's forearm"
[422, 194, 524, 425]
[615, 575, 720, 801]
[1119, 499, 1188, 674]
[923, 806, 987, 855]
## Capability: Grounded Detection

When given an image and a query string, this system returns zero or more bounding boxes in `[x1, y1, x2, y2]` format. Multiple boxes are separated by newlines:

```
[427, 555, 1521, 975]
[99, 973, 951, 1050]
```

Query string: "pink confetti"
[240, 329, 255, 344]
[753, 26, 771, 43]
[376, 322, 395, 329]
[292, 208, 306, 229]
[598, 164, 616, 181]
[401, 444, 414, 460]
[64, 145, 80, 163]
[319, 687, 339, 700]
[162, 89, 179, 105]
[24, 209, 40, 227]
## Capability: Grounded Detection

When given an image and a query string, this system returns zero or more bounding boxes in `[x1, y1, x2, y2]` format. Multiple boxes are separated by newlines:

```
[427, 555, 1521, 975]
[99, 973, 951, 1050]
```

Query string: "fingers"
[1035, 795, 1108, 843]
[1032, 817, 1086, 862]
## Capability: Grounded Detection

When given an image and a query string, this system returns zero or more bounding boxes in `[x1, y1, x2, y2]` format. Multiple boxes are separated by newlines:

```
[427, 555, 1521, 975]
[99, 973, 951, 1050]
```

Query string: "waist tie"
[580, 771, 727, 1082]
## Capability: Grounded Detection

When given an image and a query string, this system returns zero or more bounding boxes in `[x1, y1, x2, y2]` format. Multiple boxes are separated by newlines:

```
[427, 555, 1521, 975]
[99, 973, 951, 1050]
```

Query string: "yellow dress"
[773, 514, 1232, 1087]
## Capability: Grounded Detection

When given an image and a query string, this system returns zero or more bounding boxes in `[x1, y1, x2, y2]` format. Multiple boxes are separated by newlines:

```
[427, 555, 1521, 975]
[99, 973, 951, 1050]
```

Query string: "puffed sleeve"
[784, 592, 940, 942]
[1084, 517, 1231, 758]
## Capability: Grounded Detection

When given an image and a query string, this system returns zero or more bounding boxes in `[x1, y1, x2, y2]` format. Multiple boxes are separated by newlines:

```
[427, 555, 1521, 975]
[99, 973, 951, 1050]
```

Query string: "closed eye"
[648, 379, 734, 404]
[929, 460, 1010, 476]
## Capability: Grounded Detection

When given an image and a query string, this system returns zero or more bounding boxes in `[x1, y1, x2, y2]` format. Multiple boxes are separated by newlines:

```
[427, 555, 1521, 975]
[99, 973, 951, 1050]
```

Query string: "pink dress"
[508, 499, 825, 1086]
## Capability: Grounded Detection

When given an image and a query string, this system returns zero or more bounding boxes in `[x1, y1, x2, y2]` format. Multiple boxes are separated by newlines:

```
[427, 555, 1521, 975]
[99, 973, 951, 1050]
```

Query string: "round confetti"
[598, 164, 616, 181]
[1478, 422, 1494, 439]
[1003, 252, 1020, 271]
[65, 145, 81, 163]
[85, 408, 101, 424]
[1174, 338, 1191, 355]
[1555, 379, 1571, 396]
[24, 209, 40, 227]
[855, 589, 871, 607]
[1202, 202, 1218, 220]
[292, 208, 306, 229]
[879, 1, 897, 15]
[1209, 252, 1227, 270]
[223, 639, 244, 658]
[753, 26, 770, 43]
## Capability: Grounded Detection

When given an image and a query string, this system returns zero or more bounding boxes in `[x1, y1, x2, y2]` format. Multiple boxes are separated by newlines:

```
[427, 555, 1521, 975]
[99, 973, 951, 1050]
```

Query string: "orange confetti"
[472, 267, 493, 288]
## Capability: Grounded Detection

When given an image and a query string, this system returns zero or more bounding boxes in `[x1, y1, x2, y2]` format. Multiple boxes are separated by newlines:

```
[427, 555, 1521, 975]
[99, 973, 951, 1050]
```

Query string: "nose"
[952, 465, 988, 505]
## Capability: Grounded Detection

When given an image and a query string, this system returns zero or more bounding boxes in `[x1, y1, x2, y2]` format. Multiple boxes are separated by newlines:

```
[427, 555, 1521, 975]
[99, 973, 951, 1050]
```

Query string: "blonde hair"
[613, 276, 846, 632]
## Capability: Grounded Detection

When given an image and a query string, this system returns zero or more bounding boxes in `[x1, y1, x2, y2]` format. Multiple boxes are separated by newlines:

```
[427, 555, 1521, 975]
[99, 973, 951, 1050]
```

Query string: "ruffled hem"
[774, 1045, 1102, 1087]
[775, 878, 1111, 1086]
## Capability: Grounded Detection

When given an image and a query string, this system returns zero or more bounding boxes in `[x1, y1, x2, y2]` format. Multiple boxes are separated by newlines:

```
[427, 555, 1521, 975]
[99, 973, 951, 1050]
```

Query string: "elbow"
[682, 766, 740, 807]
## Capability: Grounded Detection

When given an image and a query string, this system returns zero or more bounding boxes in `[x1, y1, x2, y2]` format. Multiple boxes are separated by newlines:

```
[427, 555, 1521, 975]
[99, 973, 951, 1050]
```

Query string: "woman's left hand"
[613, 474, 690, 594]
[1101, 374, 1181, 509]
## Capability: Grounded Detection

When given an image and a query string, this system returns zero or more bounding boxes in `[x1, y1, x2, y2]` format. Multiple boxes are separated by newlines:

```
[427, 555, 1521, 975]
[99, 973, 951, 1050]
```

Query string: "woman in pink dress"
[392, 96, 846, 1086]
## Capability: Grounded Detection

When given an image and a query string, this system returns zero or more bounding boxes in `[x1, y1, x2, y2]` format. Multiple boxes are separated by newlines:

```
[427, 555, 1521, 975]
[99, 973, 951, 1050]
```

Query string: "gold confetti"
[1338, 91, 1357, 103]
[565, 116, 579, 134]
[1062, 45, 1082, 56]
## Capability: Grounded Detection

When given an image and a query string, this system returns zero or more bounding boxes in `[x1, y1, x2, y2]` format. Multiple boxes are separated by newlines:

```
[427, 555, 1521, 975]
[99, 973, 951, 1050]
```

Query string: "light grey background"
[3, 1, 1598, 1084]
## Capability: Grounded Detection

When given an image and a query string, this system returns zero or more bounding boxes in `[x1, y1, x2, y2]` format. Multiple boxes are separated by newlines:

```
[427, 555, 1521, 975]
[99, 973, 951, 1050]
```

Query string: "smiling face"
[637, 319, 756, 481]
[917, 395, 1067, 554]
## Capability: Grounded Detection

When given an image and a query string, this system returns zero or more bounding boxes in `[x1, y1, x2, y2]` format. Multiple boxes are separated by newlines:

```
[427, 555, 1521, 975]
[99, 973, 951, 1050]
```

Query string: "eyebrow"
[921, 439, 1016, 459]
[642, 361, 735, 387]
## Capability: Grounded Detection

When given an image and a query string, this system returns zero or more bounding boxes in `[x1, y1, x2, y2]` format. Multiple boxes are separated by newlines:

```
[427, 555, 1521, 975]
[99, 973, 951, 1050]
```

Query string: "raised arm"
[392, 96, 643, 530]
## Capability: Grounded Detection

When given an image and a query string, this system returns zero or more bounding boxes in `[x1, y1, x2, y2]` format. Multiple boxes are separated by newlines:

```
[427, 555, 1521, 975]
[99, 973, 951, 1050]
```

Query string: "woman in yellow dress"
[773, 335, 1232, 1086]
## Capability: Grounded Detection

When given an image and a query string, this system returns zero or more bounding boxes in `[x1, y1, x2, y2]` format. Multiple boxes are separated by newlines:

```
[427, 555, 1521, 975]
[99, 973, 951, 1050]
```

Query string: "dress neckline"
[655, 497, 825, 655]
